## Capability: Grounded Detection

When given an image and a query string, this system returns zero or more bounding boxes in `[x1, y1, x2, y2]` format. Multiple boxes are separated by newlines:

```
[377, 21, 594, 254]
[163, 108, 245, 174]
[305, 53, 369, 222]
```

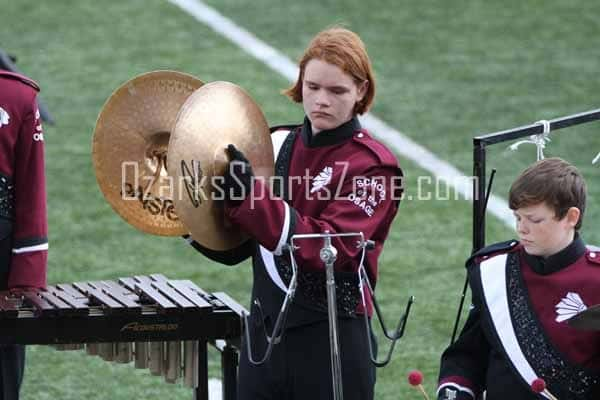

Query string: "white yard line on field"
[207, 378, 221, 399]
[166, 0, 514, 231]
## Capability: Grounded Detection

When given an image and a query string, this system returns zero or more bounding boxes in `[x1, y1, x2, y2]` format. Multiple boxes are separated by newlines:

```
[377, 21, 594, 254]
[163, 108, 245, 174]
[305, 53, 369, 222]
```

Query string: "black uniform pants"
[1, 219, 24, 400]
[0, 345, 25, 400]
[238, 318, 375, 400]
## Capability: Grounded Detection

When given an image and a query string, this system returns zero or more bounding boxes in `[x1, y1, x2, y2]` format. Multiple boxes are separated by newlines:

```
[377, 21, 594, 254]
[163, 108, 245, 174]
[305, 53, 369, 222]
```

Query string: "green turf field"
[1, 1, 598, 398]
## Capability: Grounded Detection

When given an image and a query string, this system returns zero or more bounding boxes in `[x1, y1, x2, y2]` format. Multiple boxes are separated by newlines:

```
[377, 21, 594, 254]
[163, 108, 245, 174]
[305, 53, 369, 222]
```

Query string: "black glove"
[220, 144, 254, 204]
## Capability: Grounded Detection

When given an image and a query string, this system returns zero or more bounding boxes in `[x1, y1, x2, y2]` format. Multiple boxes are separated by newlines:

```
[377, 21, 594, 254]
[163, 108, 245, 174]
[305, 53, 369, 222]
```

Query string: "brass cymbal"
[92, 70, 204, 236]
[168, 81, 274, 250]
[568, 304, 600, 331]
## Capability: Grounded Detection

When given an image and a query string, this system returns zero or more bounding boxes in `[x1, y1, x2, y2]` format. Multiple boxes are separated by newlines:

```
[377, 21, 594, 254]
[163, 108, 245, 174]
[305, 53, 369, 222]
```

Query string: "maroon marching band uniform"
[0, 71, 48, 288]
[186, 117, 402, 399]
[227, 117, 401, 316]
[438, 236, 600, 400]
[0, 71, 48, 400]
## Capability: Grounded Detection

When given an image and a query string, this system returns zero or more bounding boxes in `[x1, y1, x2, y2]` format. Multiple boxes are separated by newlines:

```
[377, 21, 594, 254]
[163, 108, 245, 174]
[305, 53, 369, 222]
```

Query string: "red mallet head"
[531, 378, 546, 393]
[408, 370, 431, 400]
[408, 370, 424, 386]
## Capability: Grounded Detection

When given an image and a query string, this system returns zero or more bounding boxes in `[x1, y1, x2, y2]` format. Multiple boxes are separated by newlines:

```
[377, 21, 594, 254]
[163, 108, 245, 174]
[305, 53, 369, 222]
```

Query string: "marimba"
[0, 274, 244, 400]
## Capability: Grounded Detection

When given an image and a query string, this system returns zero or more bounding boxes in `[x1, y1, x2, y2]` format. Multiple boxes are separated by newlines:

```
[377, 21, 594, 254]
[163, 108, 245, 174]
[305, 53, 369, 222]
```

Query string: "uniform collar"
[301, 116, 360, 148]
[523, 233, 587, 275]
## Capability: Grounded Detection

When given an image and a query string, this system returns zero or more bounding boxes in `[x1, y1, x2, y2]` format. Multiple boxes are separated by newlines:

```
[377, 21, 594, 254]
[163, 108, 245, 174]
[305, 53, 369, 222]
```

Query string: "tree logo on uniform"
[555, 292, 587, 322]
[443, 388, 457, 400]
[0, 107, 9, 128]
[310, 166, 332, 193]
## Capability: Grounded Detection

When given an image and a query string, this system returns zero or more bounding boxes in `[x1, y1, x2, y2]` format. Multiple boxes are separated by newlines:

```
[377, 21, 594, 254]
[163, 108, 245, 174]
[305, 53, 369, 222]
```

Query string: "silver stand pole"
[289, 231, 365, 399]
[320, 231, 343, 400]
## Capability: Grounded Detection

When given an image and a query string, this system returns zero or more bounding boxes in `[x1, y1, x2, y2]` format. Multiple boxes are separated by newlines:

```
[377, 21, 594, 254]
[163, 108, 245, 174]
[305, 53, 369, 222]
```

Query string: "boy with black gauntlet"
[438, 158, 600, 399]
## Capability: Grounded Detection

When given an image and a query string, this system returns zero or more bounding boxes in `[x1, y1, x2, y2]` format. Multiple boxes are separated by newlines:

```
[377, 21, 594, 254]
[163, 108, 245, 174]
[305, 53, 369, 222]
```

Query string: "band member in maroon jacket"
[0, 71, 48, 400]
[438, 158, 600, 400]
[185, 27, 402, 399]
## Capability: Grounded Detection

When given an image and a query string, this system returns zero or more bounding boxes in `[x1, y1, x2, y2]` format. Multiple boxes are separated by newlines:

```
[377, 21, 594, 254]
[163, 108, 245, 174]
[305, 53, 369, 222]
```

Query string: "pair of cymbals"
[92, 70, 273, 250]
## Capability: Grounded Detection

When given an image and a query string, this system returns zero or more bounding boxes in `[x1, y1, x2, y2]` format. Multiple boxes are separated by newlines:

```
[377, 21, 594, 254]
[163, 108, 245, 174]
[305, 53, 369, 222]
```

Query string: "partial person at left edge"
[0, 70, 48, 400]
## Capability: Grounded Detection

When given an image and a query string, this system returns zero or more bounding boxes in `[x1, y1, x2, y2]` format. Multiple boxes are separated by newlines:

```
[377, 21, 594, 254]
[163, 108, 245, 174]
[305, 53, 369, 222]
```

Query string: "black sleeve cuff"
[183, 235, 254, 265]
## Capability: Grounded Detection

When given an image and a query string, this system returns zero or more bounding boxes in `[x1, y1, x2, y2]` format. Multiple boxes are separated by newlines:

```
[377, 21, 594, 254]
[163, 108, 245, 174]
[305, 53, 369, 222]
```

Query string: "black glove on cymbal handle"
[221, 144, 254, 205]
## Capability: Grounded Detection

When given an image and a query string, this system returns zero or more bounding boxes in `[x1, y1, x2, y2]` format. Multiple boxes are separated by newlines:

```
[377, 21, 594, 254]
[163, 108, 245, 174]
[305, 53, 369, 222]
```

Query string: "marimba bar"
[0, 274, 244, 400]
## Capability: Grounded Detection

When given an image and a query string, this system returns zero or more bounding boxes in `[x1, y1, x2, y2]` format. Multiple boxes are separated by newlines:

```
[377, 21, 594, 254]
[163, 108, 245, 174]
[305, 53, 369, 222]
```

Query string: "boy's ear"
[565, 207, 580, 228]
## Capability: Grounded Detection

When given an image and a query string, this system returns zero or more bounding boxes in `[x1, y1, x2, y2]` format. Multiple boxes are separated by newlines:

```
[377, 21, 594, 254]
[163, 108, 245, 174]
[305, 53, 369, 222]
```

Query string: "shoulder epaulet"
[466, 239, 519, 267]
[586, 246, 600, 265]
[0, 71, 40, 91]
[351, 128, 398, 167]
[270, 124, 299, 134]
